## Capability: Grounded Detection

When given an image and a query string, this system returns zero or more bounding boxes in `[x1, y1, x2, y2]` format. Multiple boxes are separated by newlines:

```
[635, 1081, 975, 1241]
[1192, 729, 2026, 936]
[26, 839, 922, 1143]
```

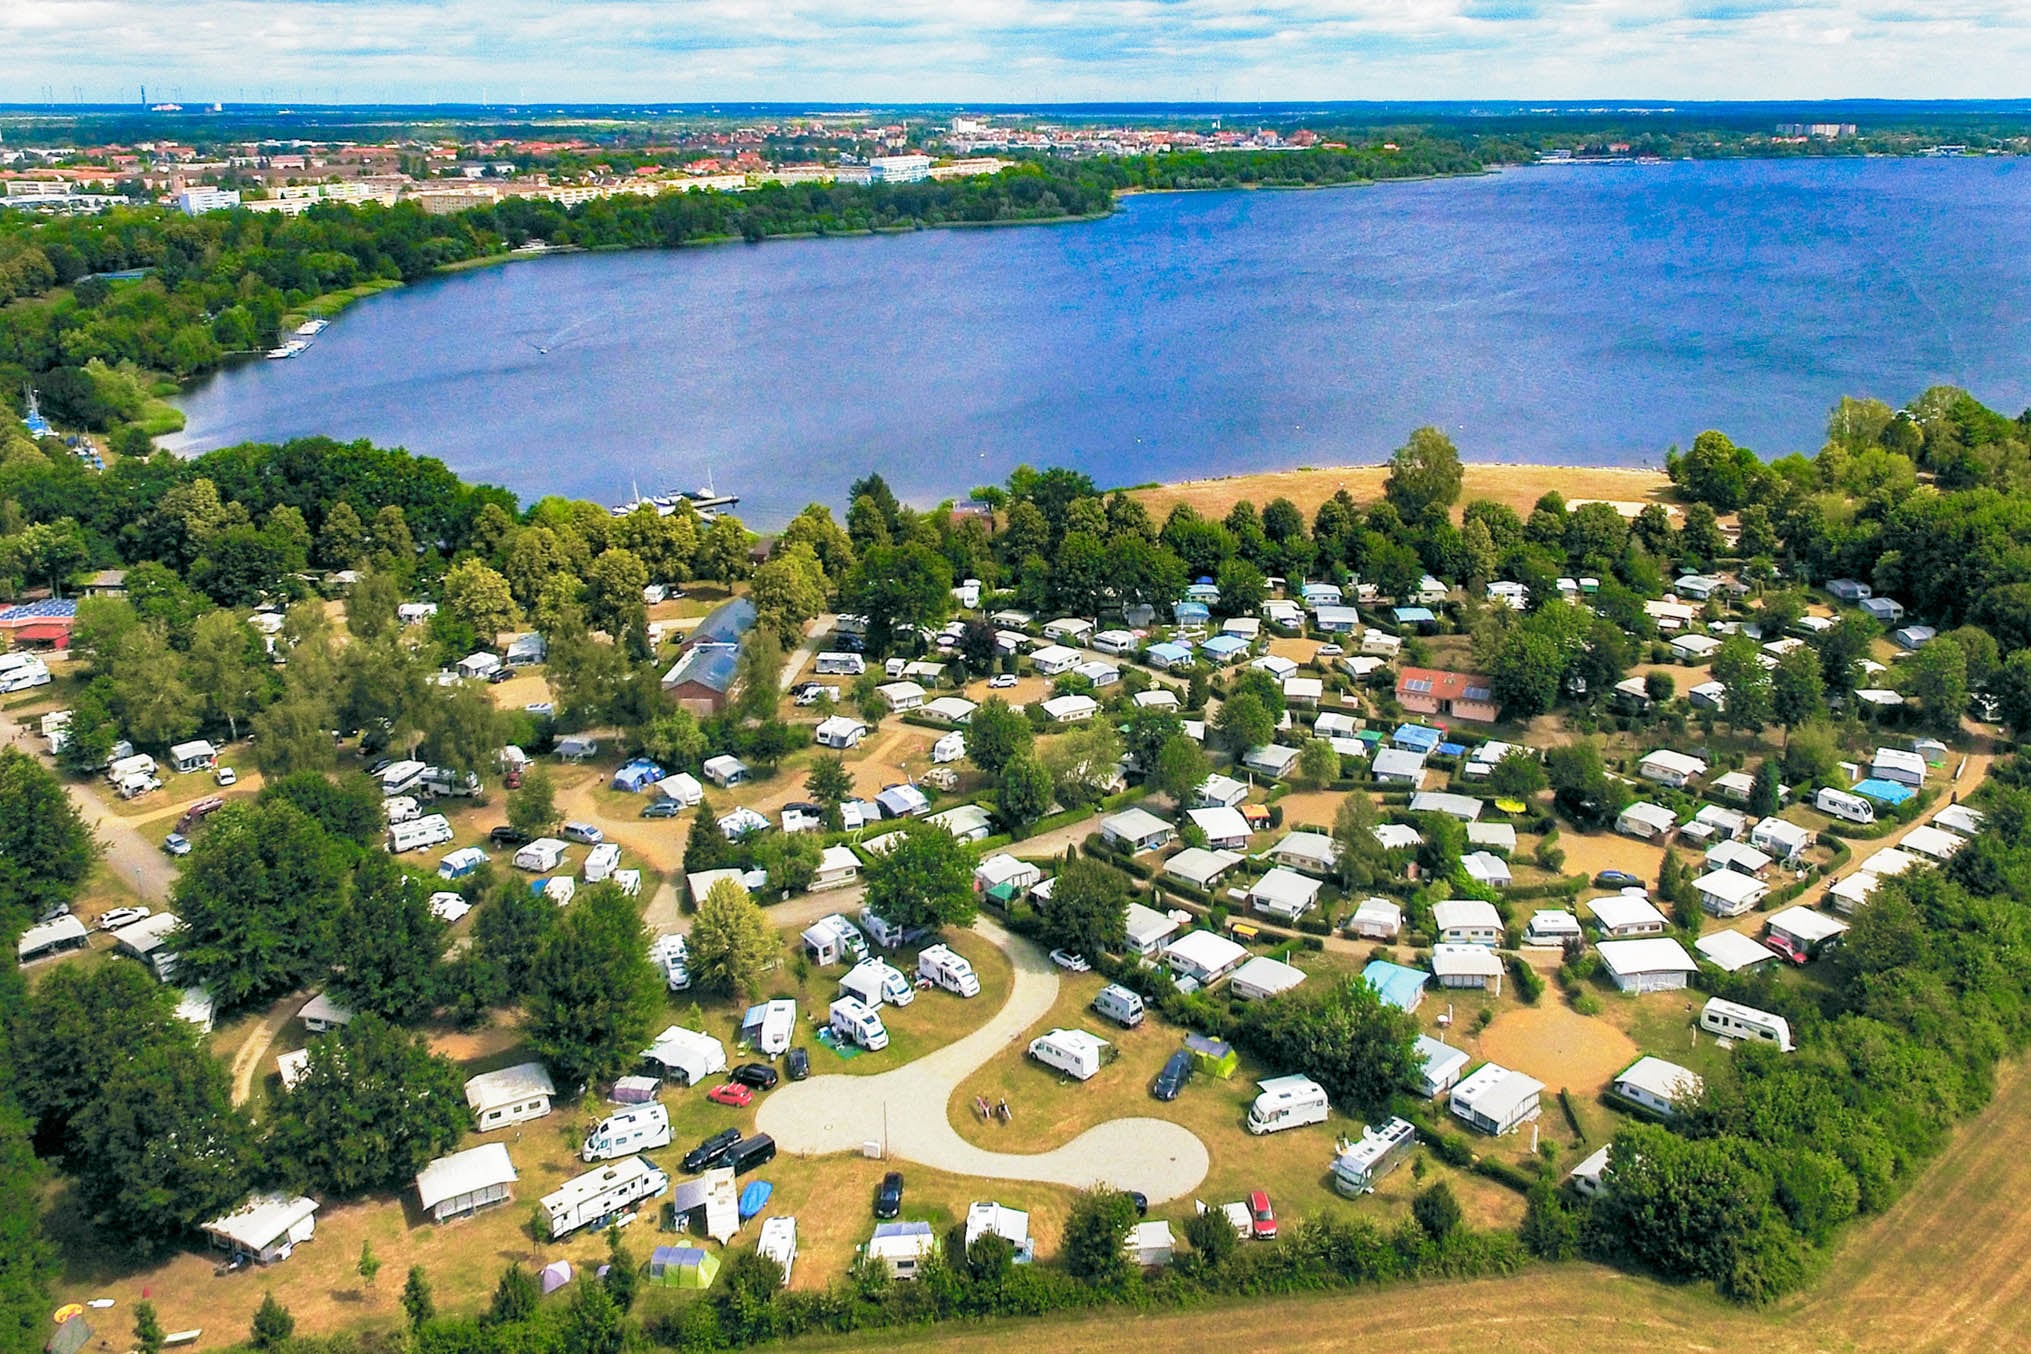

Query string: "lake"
[168, 157, 2031, 526]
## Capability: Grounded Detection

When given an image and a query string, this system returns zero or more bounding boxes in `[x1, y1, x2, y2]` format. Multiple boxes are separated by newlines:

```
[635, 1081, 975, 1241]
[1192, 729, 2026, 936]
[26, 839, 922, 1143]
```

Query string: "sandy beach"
[1133, 461, 1673, 522]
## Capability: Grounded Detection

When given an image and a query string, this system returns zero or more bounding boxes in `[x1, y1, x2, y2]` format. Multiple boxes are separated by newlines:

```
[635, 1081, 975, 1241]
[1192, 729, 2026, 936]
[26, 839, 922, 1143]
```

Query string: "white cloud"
[7, 0, 2029, 102]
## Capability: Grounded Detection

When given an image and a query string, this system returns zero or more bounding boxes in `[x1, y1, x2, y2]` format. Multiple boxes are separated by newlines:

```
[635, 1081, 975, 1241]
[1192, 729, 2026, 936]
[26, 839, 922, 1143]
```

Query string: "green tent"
[1185, 1032, 1238, 1080]
[650, 1245, 720, 1289]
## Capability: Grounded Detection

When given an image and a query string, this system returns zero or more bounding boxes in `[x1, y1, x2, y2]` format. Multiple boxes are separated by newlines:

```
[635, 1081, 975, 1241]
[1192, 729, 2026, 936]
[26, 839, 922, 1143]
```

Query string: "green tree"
[1906, 637, 1969, 734]
[1297, 737, 1341, 788]
[1213, 690, 1273, 752]
[1151, 733, 1211, 805]
[1384, 426, 1465, 528]
[249, 1293, 295, 1350]
[560, 1273, 624, 1354]
[1236, 973, 1420, 1110]
[1487, 749, 1547, 798]
[70, 1039, 258, 1251]
[1038, 857, 1131, 957]
[489, 1264, 539, 1324]
[752, 830, 821, 895]
[603, 1225, 640, 1314]
[1546, 739, 1628, 831]
[344, 568, 402, 642]
[269, 1015, 467, 1197]
[507, 764, 560, 839]
[1215, 558, 1268, 616]
[1749, 758, 1783, 816]
[965, 697, 1032, 776]
[1041, 717, 1121, 810]
[1061, 1189, 1138, 1289]
[1770, 645, 1826, 730]
[733, 627, 785, 723]
[862, 827, 978, 933]
[133, 1301, 165, 1354]
[1597, 1123, 1774, 1289]
[749, 544, 829, 643]
[401, 1266, 435, 1330]
[526, 884, 665, 1089]
[688, 878, 779, 997]
[171, 800, 350, 1009]
[184, 609, 269, 741]
[415, 682, 507, 779]
[637, 709, 708, 770]
[997, 753, 1055, 836]
[0, 747, 97, 916]
[1413, 1180, 1462, 1238]
[16, 961, 185, 1144]
[806, 754, 854, 827]
[108, 623, 201, 747]
[329, 853, 447, 1021]
[1182, 1205, 1239, 1269]
[259, 769, 383, 847]
[1710, 634, 1774, 732]
[441, 557, 523, 642]
[357, 1241, 382, 1290]
[317, 501, 367, 570]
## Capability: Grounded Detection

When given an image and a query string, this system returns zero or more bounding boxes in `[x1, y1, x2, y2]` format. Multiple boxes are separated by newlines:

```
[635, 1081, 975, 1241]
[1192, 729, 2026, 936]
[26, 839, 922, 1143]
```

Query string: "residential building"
[1450, 1063, 1544, 1135]
[1394, 667, 1499, 723]
[1597, 937, 1699, 992]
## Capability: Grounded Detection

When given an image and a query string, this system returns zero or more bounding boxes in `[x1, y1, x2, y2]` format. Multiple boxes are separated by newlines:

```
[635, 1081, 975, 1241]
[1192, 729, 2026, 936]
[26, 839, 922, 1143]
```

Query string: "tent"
[739, 1180, 774, 1221]
[1184, 1032, 1238, 1079]
[649, 1245, 720, 1289]
[539, 1260, 574, 1294]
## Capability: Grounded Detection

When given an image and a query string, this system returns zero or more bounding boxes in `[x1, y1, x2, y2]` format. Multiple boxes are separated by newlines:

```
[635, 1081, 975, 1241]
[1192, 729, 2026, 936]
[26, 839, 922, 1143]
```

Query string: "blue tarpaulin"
[1852, 778, 1915, 805]
[738, 1181, 773, 1221]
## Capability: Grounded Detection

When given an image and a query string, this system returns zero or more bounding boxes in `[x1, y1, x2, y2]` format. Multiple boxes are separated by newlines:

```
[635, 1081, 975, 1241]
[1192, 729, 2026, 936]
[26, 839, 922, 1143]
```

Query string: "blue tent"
[612, 758, 666, 793]
[1852, 778, 1915, 806]
[738, 1180, 773, 1221]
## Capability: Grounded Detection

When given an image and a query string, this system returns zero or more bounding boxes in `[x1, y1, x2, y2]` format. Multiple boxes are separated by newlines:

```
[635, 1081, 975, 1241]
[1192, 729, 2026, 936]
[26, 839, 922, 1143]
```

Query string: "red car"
[706, 1083, 755, 1108]
[1248, 1189, 1277, 1240]
[1763, 933, 1809, 966]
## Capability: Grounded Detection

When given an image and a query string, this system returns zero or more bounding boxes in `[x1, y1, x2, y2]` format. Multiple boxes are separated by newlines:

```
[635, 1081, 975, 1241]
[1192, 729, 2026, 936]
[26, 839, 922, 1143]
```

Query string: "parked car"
[1594, 870, 1644, 889]
[641, 799, 682, 819]
[1152, 1049, 1193, 1101]
[1049, 948, 1091, 972]
[97, 906, 150, 932]
[488, 667, 513, 684]
[562, 821, 604, 845]
[367, 758, 395, 776]
[874, 1171, 905, 1220]
[785, 1048, 810, 1081]
[489, 825, 532, 847]
[1248, 1190, 1277, 1240]
[706, 1083, 755, 1108]
[504, 765, 523, 789]
[989, 674, 1018, 689]
[681, 1128, 743, 1174]
[1314, 643, 1343, 657]
[213, 766, 237, 786]
[162, 833, 191, 857]
[524, 702, 556, 717]
[731, 1063, 780, 1091]
[1129, 1191, 1148, 1217]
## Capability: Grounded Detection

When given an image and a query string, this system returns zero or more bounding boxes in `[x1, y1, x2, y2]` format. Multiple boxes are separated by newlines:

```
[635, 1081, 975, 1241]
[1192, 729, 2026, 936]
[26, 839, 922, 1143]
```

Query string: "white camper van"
[582, 842, 622, 883]
[829, 997, 889, 1051]
[1247, 1074, 1330, 1135]
[814, 651, 866, 676]
[383, 795, 422, 824]
[514, 838, 569, 872]
[582, 1103, 672, 1162]
[1699, 996, 1795, 1052]
[378, 759, 428, 797]
[742, 999, 798, 1057]
[1814, 786, 1875, 825]
[1330, 1117, 1418, 1195]
[1026, 1028, 1110, 1081]
[388, 813, 455, 854]
[916, 944, 979, 997]
[541, 1155, 670, 1239]
[1091, 984, 1146, 1029]
[840, 959, 915, 1009]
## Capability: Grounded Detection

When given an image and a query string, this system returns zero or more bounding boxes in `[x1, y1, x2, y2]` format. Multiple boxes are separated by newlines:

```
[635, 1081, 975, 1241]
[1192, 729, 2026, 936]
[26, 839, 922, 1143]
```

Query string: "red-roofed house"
[1394, 667, 1498, 723]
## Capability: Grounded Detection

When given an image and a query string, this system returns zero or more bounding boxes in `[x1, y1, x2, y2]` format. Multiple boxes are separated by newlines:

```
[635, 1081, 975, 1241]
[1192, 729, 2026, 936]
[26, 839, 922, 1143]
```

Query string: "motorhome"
[917, 944, 980, 997]
[378, 759, 428, 797]
[651, 934, 691, 991]
[422, 766, 481, 798]
[1027, 1028, 1110, 1081]
[384, 795, 422, 824]
[1815, 786, 1876, 825]
[860, 908, 928, 951]
[388, 814, 455, 854]
[1330, 1117, 1418, 1195]
[840, 959, 914, 1009]
[814, 651, 866, 676]
[0, 652, 51, 693]
[1091, 984, 1146, 1028]
[828, 997, 889, 1051]
[541, 1156, 670, 1239]
[582, 1104, 672, 1162]
[582, 842, 622, 883]
[1699, 997, 1795, 1052]
[514, 838, 569, 872]
[1247, 1074, 1330, 1135]
[107, 753, 157, 785]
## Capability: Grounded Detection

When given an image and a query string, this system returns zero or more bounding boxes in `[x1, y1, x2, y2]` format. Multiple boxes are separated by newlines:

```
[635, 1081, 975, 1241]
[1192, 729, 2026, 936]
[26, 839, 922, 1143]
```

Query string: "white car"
[97, 905, 151, 932]
[989, 674, 1018, 689]
[1314, 644, 1343, 657]
[561, 821, 604, 845]
[1049, 948, 1091, 972]
[214, 766, 238, 786]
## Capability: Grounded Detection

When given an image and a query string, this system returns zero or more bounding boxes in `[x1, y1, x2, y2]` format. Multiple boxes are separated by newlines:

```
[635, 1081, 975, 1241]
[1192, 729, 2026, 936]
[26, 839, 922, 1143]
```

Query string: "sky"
[8, 0, 2031, 105]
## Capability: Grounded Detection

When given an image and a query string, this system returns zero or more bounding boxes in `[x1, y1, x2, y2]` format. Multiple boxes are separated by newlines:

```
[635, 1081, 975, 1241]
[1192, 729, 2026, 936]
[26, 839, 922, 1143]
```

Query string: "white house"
[1465, 821, 1517, 854]
[1134, 687, 1180, 710]
[1523, 909, 1583, 946]
[1252, 653, 1299, 681]
[928, 803, 995, 842]
[202, 1194, 319, 1266]
[1871, 746, 1928, 787]
[1164, 929, 1248, 985]
[298, 991, 355, 1033]
[1029, 644, 1082, 675]
[1616, 801, 1679, 841]
[1231, 954, 1308, 1002]
[1371, 747, 1428, 787]
[1124, 1220, 1175, 1269]
[1693, 869, 1769, 917]
[1123, 902, 1182, 955]
[1432, 898, 1502, 946]
[1370, 823, 1423, 852]
[1164, 847, 1244, 891]
[1764, 905, 1850, 961]
[1187, 806, 1252, 851]
[1043, 617, 1094, 643]
[866, 1221, 939, 1279]
[1411, 1035, 1471, 1098]
[1613, 1056, 1703, 1117]
[878, 681, 926, 713]
[702, 754, 750, 788]
[1672, 632, 1722, 661]
[1597, 937, 1699, 992]
[465, 1062, 556, 1131]
[1191, 773, 1249, 808]
[813, 845, 862, 891]
[1693, 803, 1749, 841]
[1450, 1063, 1544, 1136]
[1589, 892, 1669, 938]
[976, 853, 1043, 895]
[1040, 693, 1100, 723]
[932, 731, 966, 763]
[1462, 851, 1512, 887]
[1706, 839, 1773, 876]
[1268, 830, 1339, 876]
[1101, 807, 1174, 854]
[924, 696, 977, 725]
[1248, 868, 1323, 922]
[1827, 871, 1881, 915]
[1749, 816, 1813, 862]
[1431, 943, 1505, 991]
[168, 739, 218, 774]
[1242, 743, 1301, 779]
[1639, 750, 1708, 789]
[964, 1203, 1034, 1264]
[814, 716, 868, 749]
[415, 1142, 519, 1223]
[1695, 928, 1779, 973]
[1074, 661, 1121, 689]
[1409, 791, 1484, 822]
[1347, 897, 1403, 941]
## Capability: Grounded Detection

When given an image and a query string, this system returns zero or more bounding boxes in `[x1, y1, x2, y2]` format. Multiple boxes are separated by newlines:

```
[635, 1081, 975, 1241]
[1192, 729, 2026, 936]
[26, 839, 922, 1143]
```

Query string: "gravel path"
[756, 915, 1210, 1203]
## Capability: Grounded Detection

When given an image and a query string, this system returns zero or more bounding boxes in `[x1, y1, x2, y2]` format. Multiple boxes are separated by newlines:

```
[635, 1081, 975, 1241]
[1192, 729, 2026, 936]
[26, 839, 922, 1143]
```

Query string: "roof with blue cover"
[1172, 600, 1211, 623]
[665, 644, 740, 694]
[1147, 641, 1193, 664]
[1392, 606, 1436, 624]
[1437, 742, 1467, 757]
[0, 599, 78, 621]
[1362, 960, 1430, 1011]
[1200, 635, 1248, 657]
[1393, 724, 1443, 754]
[689, 596, 757, 648]
[1852, 778, 1915, 805]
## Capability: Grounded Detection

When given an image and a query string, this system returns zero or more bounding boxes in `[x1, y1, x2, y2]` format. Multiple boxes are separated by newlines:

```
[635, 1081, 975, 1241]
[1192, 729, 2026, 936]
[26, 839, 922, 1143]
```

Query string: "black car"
[1595, 869, 1644, 889]
[785, 1047, 810, 1081]
[641, 799, 682, 819]
[1152, 1049, 1194, 1102]
[731, 1062, 780, 1091]
[875, 1171, 904, 1219]
[681, 1128, 742, 1174]
[1129, 1191, 1148, 1217]
[488, 666, 514, 684]
[367, 757, 395, 777]
[489, 825, 532, 847]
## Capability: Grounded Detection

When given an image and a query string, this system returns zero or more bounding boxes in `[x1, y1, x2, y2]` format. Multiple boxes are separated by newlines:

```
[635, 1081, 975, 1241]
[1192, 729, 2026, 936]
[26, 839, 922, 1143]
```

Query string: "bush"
[1572, 992, 1603, 1017]
[1509, 956, 1545, 1004]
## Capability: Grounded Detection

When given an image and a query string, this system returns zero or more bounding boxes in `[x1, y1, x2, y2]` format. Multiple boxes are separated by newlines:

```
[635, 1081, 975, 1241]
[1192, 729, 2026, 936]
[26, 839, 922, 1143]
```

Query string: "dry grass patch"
[1477, 1002, 1640, 1098]
[1134, 464, 1672, 527]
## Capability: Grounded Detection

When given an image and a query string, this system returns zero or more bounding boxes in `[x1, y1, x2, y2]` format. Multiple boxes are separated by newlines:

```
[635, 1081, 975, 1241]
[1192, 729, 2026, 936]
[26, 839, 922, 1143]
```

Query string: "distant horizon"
[10, 0, 2030, 108]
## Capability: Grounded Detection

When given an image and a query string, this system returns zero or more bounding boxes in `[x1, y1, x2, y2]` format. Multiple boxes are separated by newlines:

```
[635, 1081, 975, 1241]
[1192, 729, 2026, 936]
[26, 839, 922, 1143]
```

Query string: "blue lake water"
[168, 157, 2031, 526]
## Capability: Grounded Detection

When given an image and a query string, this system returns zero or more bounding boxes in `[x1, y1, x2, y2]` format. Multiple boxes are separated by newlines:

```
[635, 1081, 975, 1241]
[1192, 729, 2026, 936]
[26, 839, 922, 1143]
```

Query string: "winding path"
[756, 916, 1210, 1204]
